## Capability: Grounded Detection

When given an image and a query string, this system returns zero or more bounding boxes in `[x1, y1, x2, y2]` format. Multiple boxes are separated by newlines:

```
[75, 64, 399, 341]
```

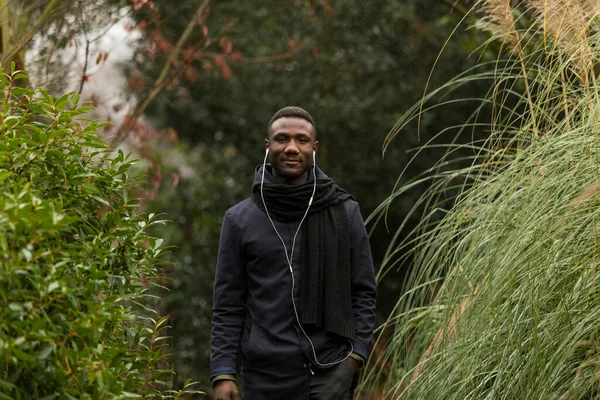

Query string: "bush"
[0, 68, 198, 399]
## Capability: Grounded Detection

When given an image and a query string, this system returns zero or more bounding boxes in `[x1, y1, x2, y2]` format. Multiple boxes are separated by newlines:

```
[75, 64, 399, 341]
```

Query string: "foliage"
[0, 68, 200, 399]
[2, 0, 130, 75]
[143, 143, 248, 388]
[364, 0, 600, 398]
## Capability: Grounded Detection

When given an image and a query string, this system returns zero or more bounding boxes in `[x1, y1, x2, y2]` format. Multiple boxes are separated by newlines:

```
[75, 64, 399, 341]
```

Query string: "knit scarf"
[251, 166, 356, 340]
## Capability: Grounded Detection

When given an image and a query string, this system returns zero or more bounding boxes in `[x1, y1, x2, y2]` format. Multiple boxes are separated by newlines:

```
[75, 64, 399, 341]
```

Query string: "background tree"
[128, 0, 496, 388]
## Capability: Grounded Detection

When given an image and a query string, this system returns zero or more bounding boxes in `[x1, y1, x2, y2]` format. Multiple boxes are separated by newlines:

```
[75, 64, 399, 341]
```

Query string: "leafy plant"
[364, 0, 600, 398]
[0, 67, 200, 399]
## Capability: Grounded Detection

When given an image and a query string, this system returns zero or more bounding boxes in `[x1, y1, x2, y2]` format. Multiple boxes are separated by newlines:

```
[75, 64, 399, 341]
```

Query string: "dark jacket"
[210, 165, 376, 399]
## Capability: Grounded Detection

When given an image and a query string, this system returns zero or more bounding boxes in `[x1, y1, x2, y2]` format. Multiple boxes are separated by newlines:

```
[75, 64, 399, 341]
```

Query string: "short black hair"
[267, 106, 317, 138]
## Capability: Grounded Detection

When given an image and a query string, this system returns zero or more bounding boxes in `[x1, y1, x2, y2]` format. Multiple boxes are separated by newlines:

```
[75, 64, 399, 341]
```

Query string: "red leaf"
[230, 51, 243, 62]
[183, 66, 199, 84]
[221, 62, 232, 80]
[220, 38, 232, 54]
[214, 56, 231, 79]
[214, 55, 225, 66]
[183, 46, 195, 60]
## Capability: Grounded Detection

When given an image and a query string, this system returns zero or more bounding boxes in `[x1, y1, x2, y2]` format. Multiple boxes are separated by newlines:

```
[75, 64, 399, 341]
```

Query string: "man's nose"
[284, 142, 300, 154]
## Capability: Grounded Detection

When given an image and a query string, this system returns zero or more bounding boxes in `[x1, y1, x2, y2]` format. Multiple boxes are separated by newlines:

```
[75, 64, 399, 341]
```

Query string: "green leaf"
[45, 281, 60, 294]
[20, 248, 32, 261]
[35, 345, 54, 360]
[0, 171, 11, 184]
[117, 392, 141, 399]
[81, 181, 100, 194]
[4, 116, 20, 127]
[8, 303, 23, 312]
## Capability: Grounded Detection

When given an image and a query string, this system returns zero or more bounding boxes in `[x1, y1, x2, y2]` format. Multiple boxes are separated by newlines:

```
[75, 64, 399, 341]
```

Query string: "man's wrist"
[349, 352, 365, 367]
[211, 374, 236, 387]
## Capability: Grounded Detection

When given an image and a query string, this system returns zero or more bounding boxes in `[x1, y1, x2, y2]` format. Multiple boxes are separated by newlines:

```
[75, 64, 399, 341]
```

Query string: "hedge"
[0, 68, 198, 399]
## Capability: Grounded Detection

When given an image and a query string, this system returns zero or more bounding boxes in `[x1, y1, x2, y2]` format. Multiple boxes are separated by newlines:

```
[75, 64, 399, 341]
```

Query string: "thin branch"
[111, 0, 210, 148]
[155, 0, 210, 85]
[89, 8, 133, 43]
[201, 50, 296, 63]
[76, 0, 90, 103]
[0, 0, 10, 55]
[1, 0, 59, 67]
[76, 38, 90, 103]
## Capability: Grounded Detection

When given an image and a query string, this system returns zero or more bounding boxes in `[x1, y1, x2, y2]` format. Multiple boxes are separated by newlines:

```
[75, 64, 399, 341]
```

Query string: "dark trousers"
[309, 361, 357, 400]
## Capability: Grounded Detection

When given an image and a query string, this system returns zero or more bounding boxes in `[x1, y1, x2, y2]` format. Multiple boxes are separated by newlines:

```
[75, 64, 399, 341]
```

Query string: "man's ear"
[313, 141, 319, 152]
[264, 139, 270, 150]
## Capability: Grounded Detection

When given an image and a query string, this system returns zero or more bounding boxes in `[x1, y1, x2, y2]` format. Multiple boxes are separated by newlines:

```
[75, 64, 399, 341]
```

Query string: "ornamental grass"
[363, 1, 600, 398]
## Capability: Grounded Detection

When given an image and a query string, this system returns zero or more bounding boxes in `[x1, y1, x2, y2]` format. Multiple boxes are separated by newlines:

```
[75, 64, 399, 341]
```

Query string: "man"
[210, 106, 376, 400]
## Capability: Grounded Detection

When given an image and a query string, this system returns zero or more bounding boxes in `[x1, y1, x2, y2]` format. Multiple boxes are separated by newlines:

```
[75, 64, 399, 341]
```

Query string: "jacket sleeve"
[348, 201, 377, 360]
[209, 211, 246, 379]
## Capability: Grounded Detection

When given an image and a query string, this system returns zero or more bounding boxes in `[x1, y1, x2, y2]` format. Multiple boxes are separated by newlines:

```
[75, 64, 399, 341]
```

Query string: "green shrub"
[0, 68, 198, 399]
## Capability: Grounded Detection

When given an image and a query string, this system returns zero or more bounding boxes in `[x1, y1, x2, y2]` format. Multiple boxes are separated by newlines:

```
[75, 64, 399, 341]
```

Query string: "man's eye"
[277, 138, 286, 143]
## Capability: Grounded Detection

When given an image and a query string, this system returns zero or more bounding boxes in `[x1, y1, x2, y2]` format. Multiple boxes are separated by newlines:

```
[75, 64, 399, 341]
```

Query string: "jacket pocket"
[243, 321, 281, 369]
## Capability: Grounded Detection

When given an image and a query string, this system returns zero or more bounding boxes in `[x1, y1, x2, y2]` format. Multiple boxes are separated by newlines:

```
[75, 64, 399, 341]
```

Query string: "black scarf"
[251, 166, 356, 340]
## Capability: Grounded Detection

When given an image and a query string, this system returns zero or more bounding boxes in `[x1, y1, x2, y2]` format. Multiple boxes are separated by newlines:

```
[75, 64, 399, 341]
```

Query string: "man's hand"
[214, 380, 239, 400]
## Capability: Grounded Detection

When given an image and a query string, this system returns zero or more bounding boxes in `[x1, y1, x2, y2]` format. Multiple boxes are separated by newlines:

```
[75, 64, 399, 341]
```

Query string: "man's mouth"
[282, 158, 301, 165]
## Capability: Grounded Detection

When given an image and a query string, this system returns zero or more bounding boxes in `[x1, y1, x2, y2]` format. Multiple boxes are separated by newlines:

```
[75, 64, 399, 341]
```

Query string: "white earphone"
[259, 147, 353, 368]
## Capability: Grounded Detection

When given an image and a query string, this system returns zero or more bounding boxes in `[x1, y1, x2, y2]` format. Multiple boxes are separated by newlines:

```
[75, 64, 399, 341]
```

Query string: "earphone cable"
[260, 150, 353, 367]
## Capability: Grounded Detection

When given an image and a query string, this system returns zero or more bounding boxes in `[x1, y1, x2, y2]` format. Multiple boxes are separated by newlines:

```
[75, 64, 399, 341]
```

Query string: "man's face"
[266, 116, 318, 185]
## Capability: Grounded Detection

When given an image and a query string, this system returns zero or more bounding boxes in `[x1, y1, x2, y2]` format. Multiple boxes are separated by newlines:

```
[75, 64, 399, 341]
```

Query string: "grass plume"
[527, 0, 592, 77]
[478, 0, 519, 48]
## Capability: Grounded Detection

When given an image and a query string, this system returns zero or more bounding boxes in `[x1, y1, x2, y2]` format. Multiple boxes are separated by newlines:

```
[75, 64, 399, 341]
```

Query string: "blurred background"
[3, 0, 496, 395]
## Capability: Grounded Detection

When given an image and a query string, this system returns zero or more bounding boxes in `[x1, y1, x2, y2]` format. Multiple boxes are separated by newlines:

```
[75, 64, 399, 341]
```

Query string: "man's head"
[265, 106, 319, 185]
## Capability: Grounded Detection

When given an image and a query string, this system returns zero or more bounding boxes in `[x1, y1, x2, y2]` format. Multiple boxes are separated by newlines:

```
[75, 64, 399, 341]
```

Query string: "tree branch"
[76, 0, 90, 104]
[201, 50, 295, 63]
[111, 0, 210, 148]
[1, 0, 59, 68]
[0, 0, 10, 55]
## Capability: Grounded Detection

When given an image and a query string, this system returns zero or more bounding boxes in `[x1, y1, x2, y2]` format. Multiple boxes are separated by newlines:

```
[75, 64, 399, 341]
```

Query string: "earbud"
[263, 147, 269, 168]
